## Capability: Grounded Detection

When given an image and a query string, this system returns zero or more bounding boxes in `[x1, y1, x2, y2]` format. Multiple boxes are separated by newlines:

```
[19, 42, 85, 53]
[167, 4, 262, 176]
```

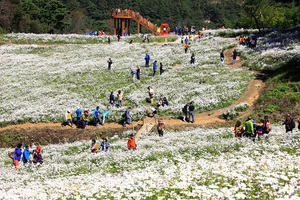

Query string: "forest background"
[0, 0, 299, 34]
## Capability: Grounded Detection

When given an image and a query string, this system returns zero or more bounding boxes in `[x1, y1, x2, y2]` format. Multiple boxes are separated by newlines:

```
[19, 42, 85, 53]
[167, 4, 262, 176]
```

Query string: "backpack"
[131, 69, 136, 75]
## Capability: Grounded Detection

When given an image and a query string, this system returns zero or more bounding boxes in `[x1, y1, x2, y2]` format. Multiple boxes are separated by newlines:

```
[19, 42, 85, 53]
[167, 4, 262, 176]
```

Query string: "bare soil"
[0, 42, 265, 148]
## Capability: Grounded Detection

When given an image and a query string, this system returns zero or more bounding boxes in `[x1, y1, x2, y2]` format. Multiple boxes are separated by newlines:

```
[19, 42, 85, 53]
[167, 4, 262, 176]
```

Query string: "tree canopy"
[0, 0, 299, 34]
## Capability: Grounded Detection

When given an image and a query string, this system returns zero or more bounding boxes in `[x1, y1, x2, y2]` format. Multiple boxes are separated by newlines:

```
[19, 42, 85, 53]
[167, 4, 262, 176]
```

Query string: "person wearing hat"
[33, 145, 43, 164]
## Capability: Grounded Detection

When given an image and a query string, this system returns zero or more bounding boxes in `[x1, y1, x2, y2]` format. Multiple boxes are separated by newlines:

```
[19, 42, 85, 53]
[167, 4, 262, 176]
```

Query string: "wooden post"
[128, 19, 131, 35]
[137, 23, 141, 34]
[122, 19, 125, 36]
[113, 19, 116, 35]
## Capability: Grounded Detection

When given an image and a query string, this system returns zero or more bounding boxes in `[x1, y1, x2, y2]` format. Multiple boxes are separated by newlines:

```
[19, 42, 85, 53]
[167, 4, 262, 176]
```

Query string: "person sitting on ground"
[22, 145, 31, 165]
[33, 145, 43, 164]
[91, 139, 98, 154]
[157, 120, 165, 137]
[100, 138, 110, 152]
[148, 107, 157, 117]
[162, 97, 169, 106]
[157, 98, 163, 107]
[234, 120, 244, 140]
[127, 134, 137, 150]
[65, 110, 73, 127]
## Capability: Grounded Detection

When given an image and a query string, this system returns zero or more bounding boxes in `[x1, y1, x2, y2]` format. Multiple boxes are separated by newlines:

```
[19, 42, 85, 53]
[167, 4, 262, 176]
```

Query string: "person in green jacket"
[244, 117, 254, 138]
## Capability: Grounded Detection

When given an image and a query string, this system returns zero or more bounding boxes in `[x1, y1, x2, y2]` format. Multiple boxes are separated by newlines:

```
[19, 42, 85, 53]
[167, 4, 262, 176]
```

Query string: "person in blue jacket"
[22, 145, 31, 165]
[93, 106, 102, 127]
[153, 60, 157, 76]
[100, 138, 110, 152]
[144, 53, 150, 67]
[13, 143, 22, 171]
[75, 107, 82, 127]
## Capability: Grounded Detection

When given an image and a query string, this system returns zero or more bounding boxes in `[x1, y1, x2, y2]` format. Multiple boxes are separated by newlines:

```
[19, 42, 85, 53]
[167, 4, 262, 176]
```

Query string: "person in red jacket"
[127, 134, 136, 150]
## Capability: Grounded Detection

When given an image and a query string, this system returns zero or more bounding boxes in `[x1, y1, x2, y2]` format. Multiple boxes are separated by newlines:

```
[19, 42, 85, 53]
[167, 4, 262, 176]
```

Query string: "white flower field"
[0, 33, 253, 123]
[1, 31, 300, 199]
[0, 126, 299, 199]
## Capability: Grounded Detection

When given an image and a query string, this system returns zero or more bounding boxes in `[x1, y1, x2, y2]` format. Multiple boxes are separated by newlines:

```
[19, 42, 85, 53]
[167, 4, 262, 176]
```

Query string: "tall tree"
[242, 0, 274, 32]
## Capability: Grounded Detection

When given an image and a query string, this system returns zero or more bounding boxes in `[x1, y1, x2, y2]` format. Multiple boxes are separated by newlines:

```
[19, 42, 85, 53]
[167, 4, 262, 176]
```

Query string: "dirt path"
[0, 41, 265, 146]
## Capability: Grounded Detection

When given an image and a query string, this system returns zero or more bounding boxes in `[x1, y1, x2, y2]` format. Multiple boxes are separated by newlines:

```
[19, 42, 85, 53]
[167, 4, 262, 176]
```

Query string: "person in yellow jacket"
[65, 110, 73, 127]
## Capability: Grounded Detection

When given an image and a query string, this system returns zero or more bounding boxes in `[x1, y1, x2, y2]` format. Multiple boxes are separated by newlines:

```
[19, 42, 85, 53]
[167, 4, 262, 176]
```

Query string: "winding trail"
[0, 40, 265, 140]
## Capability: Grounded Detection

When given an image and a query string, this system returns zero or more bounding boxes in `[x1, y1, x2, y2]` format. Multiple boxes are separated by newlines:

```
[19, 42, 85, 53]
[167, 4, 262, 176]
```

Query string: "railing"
[111, 9, 158, 35]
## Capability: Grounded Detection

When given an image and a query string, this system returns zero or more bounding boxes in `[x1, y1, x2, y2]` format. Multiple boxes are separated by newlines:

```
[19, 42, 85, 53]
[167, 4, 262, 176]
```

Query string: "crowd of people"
[9, 142, 43, 171]
[233, 114, 300, 142]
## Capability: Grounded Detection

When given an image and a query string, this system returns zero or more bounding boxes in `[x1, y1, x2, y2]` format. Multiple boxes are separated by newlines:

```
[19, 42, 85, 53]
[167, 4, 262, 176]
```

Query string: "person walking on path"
[13, 143, 22, 171]
[75, 107, 82, 127]
[117, 90, 123, 107]
[232, 49, 237, 65]
[93, 106, 102, 127]
[107, 58, 113, 71]
[153, 60, 157, 77]
[65, 110, 73, 127]
[130, 67, 136, 80]
[157, 120, 165, 137]
[144, 53, 150, 67]
[188, 101, 195, 123]
[127, 134, 137, 150]
[122, 107, 132, 127]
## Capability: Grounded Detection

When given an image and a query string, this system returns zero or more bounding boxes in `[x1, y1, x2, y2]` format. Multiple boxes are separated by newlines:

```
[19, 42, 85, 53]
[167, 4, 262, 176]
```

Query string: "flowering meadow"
[1, 125, 299, 199]
[0, 33, 253, 124]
